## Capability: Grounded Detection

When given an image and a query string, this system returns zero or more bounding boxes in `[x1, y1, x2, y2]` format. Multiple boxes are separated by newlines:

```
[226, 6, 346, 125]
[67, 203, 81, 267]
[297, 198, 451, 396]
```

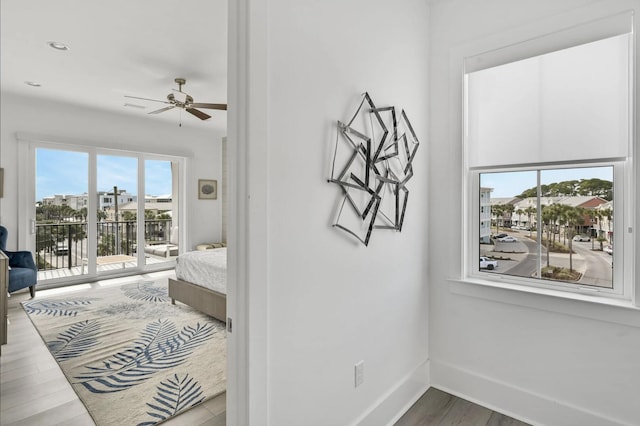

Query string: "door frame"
[226, 0, 269, 424]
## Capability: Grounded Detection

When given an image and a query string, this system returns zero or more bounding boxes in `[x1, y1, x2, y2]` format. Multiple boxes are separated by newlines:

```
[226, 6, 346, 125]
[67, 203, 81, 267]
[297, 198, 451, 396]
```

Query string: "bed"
[168, 246, 227, 322]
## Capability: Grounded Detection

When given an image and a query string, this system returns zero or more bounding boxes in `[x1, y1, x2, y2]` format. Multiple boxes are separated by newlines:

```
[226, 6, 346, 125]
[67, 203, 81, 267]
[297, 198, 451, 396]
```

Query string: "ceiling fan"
[125, 77, 227, 121]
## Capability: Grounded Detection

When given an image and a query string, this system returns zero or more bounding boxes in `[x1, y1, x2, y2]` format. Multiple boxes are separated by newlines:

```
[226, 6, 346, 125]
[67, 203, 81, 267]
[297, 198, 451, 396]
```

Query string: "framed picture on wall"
[198, 179, 217, 200]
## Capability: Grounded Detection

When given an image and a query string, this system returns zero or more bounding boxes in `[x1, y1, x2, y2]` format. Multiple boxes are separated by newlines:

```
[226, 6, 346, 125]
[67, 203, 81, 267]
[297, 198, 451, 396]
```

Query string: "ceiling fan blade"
[149, 105, 176, 115]
[190, 103, 227, 110]
[125, 95, 170, 104]
[186, 107, 212, 120]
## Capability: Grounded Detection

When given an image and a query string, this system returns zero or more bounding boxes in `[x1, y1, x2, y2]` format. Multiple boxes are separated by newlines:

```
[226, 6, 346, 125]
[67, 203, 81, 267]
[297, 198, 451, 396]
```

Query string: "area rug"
[22, 278, 226, 426]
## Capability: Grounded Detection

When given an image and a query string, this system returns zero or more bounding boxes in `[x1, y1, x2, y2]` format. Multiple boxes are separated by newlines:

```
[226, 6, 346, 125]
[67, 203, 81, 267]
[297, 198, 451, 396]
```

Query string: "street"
[483, 230, 613, 289]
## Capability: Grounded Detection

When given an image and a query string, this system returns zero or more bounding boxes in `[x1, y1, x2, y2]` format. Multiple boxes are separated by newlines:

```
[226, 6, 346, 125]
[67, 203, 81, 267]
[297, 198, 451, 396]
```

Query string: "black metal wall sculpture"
[328, 92, 419, 246]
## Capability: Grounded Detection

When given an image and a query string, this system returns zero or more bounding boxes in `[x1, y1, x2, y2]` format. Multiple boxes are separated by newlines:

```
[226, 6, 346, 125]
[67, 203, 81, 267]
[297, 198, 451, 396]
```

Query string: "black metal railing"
[35, 219, 173, 272]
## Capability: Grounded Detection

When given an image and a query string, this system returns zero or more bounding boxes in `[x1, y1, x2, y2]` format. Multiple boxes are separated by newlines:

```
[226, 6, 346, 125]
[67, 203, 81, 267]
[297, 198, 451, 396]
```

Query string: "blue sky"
[36, 149, 172, 201]
[481, 166, 613, 198]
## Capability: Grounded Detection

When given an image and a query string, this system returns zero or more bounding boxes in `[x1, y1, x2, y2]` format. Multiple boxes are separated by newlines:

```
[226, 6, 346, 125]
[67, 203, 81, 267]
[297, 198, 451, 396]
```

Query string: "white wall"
[0, 92, 224, 250]
[429, 1, 640, 425]
[243, 0, 431, 424]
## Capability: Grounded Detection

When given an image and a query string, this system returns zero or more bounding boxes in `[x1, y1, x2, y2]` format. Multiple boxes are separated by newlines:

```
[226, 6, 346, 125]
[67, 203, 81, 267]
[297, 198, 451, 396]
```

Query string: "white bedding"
[174, 248, 227, 294]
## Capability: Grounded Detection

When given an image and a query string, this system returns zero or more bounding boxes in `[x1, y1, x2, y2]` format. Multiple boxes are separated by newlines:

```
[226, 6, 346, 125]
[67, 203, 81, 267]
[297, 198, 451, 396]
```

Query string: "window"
[464, 15, 634, 299]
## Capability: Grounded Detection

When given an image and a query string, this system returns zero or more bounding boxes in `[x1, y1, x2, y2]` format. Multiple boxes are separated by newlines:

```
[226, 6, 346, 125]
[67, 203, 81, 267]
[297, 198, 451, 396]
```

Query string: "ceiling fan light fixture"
[47, 41, 70, 51]
[123, 78, 226, 122]
[25, 81, 42, 87]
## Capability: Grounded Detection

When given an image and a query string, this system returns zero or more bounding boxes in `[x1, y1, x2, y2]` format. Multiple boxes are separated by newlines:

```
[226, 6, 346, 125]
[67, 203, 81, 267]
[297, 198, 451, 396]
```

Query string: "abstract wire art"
[328, 92, 419, 246]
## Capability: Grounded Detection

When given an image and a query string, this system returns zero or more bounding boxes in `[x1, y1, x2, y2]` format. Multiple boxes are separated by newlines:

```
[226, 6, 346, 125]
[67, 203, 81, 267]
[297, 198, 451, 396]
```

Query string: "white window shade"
[466, 33, 631, 169]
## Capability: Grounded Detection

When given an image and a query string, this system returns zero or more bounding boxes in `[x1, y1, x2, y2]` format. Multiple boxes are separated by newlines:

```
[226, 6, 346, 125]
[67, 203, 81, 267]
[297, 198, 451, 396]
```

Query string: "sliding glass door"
[31, 144, 182, 283]
[35, 148, 90, 278]
[96, 154, 139, 272]
[143, 159, 179, 265]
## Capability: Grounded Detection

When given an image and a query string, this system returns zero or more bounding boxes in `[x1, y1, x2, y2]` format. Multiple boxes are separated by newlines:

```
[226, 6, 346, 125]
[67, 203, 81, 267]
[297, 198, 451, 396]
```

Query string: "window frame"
[458, 10, 638, 307]
[466, 162, 629, 300]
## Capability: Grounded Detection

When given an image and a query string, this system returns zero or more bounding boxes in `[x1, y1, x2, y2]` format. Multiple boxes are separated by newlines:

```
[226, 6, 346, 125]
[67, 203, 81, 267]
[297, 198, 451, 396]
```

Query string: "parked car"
[54, 243, 69, 255]
[603, 245, 613, 255]
[492, 233, 508, 240]
[496, 236, 517, 243]
[479, 257, 498, 270]
[573, 235, 591, 242]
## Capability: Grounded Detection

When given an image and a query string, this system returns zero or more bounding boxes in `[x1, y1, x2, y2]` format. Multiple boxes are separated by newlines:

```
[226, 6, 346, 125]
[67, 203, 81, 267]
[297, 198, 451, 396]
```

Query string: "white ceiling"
[0, 0, 228, 129]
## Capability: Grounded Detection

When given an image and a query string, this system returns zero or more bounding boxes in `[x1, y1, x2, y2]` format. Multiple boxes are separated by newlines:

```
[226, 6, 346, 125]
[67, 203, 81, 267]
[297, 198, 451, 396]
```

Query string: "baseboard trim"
[354, 359, 430, 426]
[431, 359, 633, 426]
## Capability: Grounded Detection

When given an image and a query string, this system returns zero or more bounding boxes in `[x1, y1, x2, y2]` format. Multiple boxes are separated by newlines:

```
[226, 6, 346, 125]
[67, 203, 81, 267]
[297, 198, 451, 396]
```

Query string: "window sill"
[448, 277, 640, 328]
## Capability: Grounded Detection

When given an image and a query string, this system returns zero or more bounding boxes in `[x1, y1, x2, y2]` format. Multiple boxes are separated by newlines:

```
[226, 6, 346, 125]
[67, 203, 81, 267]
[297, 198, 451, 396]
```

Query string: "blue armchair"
[0, 226, 37, 298]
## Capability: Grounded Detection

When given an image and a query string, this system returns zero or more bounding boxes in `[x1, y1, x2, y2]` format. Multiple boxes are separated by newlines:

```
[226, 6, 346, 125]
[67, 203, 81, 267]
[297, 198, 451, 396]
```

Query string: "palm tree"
[492, 204, 505, 234]
[557, 204, 572, 246]
[515, 208, 524, 228]
[503, 203, 515, 229]
[525, 206, 536, 237]
[601, 207, 613, 244]
[585, 209, 598, 250]
[541, 206, 554, 267]
[564, 207, 585, 272]
[97, 209, 107, 222]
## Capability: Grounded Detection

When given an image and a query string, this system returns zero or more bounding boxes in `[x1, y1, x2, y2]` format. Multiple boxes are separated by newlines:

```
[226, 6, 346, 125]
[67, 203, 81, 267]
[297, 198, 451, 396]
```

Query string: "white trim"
[430, 359, 634, 426]
[464, 10, 633, 74]
[15, 131, 195, 158]
[354, 360, 430, 426]
[448, 278, 640, 328]
[226, 0, 270, 424]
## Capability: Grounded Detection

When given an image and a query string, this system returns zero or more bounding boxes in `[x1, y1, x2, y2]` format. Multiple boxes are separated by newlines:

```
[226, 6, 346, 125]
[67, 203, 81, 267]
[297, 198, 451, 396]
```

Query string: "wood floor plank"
[395, 387, 456, 425]
[440, 397, 493, 425]
[6, 399, 90, 426]
[0, 385, 79, 424]
[163, 403, 217, 425]
[203, 392, 227, 416]
[395, 387, 530, 426]
[486, 411, 530, 426]
[1, 374, 76, 411]
[198, 412, 227, 426]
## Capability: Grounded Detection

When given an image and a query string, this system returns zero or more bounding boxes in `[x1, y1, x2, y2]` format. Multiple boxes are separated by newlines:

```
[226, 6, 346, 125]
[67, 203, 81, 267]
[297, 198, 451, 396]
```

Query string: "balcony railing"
[35, 219, 173, 272]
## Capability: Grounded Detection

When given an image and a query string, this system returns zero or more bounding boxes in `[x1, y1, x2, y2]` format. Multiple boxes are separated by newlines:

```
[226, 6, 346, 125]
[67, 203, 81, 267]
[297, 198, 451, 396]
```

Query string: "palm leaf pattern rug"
[22, 278, 226, 426]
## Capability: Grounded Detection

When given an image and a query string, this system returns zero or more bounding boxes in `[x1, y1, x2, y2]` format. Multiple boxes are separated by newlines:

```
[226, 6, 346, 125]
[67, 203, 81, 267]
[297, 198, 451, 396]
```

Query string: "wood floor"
[395, 387, 530, 426]
[0, 273, 226, 426]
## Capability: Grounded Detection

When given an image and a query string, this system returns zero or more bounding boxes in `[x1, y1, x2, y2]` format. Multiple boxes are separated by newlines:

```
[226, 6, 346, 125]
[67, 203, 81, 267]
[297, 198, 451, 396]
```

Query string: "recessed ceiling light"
[124, 103, 146, 109]
[47, 41, 70, 51]
[25, 81, 42, 87]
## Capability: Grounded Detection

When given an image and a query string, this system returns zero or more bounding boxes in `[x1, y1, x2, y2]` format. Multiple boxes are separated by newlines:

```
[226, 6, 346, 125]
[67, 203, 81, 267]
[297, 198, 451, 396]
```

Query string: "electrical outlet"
[354, 360, 364, 388]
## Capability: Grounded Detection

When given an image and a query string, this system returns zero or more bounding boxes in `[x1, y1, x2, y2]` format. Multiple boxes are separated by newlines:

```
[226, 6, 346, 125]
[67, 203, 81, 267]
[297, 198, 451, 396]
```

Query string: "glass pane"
[480, 171, 537, 278]
[35, 149, 89, 279]
[479, 167, 614, 289]
[143, 160, 177, 265]
[96, 155, 138, 271]
[539, 167, 613, 288]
